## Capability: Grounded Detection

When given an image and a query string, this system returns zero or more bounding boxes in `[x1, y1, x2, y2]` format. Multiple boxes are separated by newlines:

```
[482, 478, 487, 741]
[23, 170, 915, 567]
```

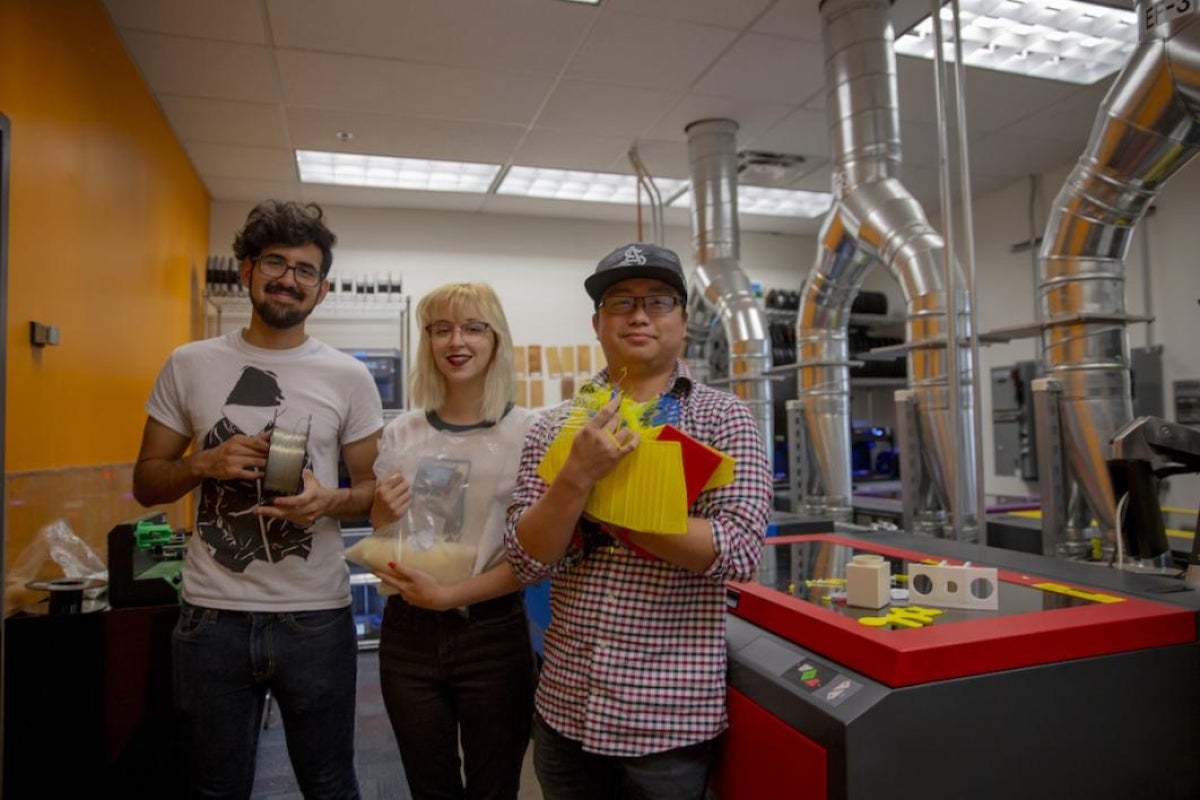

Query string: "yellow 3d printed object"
[536, 397, 735, 535]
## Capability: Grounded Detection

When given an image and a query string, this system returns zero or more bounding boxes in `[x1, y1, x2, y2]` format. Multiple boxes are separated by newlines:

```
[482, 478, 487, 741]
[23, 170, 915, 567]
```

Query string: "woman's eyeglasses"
[425, 320, 492, 342]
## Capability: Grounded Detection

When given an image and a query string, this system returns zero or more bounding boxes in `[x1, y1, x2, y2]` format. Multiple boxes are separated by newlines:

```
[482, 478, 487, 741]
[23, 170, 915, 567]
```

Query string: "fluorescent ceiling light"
[497, 166, 689, 205]
[895, 0, 1138, 85]
[670, 186, 834, 219]
[299, 157, 833, 219]
[498, 166, 831, 218]
[296, 150, 501, 193]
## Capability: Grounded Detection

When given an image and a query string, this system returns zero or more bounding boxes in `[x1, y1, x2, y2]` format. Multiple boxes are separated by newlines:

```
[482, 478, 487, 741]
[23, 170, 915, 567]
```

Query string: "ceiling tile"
[1003, 81, 1113, 144]
[967, 172, 1014, 199]
[894, 164, 942, 211]
[119, 31, 279, 102]
[617, 138, 691, 180]
[568, 13, 737, 91]
[895, 57, 947, 126]
[102, 0, 1099, 226]
[512, 128, 636, 172]
[969, 133, 1086, 180]
[740, 213, 816, 236]
[536, 80, 680, 136]
[286, 108, 525, 163]
[102, 0, 266, 43]
[896, 56, 1080, 133]
[266, 0, 594, 74]
[159, 95, 287, 148]
[898, 120, 941, 170]
[205, 177, 305, 205]
[894, 161, 1016, 212]
[602, 0, 774, 29]
[747, 106, 829, 158]
[751, 0, 824, 43]
[790, 163, 833, 193]
[186, 142, 297, 181]
[694, 33, 825, 105]
[890, 0, 933, 37]
[481, 194, 650, 227]
[646, 95, 795, 143]
[276, 50, 554, 125]
[787, 109, 1024, 178]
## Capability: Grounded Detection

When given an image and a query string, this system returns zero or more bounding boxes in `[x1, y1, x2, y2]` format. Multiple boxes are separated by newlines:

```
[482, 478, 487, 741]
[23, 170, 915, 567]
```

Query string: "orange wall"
[1, 0, 209, 472]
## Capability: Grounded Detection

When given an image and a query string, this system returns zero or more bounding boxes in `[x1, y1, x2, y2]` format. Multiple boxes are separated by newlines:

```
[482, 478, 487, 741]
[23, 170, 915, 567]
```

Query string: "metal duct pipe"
[684, 118, 773, 453]
[798, 0, 978, 534]
[1037, 3, 1200, 549]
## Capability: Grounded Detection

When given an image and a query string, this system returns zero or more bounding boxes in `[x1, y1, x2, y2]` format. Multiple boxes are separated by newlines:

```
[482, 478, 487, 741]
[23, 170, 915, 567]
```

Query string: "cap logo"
[619, 246, 648, 266]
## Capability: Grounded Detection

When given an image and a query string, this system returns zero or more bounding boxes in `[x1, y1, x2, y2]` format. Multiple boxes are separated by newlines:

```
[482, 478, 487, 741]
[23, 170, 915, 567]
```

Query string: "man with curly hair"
[134, 200, 381, 799]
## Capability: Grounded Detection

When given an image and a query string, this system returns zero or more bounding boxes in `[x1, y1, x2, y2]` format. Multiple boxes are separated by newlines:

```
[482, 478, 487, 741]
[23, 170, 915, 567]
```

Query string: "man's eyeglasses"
[597, 295, 681, 315]
[425, 320, 492, 342]
[254, 254, 323, 288]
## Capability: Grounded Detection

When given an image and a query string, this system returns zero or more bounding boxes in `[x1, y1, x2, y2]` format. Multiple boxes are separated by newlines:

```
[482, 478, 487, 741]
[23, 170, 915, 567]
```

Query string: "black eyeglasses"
[425, 320, 492, 342]
[598, 295, 681, 315]
[254, 254, 323, 288]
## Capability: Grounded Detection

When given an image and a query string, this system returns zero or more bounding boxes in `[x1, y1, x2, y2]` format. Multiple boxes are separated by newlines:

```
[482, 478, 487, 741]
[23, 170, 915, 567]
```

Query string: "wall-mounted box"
[991, 361, 1038, 479]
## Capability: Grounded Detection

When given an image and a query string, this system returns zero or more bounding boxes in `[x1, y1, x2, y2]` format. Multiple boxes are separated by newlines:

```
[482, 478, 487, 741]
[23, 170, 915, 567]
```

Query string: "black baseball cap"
[585, 243, 688, 305]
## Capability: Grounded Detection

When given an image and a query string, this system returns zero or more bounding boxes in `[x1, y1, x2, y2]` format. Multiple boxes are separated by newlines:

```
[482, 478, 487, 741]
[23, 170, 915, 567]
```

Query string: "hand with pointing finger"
[559, 395, 639, 489]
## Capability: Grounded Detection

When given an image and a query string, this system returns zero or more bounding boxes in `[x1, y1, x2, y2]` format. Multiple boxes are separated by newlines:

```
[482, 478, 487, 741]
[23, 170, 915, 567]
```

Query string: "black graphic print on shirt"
[195, 365, 314, 573]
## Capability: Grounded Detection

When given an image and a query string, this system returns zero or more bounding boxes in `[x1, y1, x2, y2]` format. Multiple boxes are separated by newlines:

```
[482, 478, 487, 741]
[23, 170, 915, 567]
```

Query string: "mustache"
[264, 282, 304, 300]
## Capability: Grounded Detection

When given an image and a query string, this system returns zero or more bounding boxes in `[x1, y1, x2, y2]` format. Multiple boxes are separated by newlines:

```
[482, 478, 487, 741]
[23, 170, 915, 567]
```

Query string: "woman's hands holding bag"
[373, 562, 458, 611]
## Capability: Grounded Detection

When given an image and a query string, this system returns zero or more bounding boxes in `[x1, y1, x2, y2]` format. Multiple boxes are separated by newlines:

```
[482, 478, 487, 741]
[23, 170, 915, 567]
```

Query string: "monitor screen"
[342, 348, 403, 409]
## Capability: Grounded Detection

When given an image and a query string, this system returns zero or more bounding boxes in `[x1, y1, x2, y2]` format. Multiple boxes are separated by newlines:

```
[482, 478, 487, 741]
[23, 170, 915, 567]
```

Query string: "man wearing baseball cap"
[505, 242, 772, 798]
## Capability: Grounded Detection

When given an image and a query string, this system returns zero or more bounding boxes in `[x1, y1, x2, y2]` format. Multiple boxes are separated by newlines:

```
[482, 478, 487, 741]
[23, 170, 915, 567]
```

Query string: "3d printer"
[1108, 415, 1200, 584]
[107, 512, 187, 608]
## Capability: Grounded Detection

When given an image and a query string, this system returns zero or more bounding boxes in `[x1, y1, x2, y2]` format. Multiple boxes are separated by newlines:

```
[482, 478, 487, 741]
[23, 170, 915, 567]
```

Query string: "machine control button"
[821, 676, 862, 707]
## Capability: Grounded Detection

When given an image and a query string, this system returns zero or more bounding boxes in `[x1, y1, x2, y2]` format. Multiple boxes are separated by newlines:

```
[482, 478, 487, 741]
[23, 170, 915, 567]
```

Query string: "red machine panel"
[712, 687, 827, 800]
[728, 534, 1196, 687]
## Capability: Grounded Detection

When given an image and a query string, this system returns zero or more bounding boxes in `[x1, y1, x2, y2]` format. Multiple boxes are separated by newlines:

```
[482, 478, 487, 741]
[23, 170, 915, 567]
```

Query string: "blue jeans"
[532, 712, 715, 800]
[378, 592, 537, 800]
[172, 602, 361, 800]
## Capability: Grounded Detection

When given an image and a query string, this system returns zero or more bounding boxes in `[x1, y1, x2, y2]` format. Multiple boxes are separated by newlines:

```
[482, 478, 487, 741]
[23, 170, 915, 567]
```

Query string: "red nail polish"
[388, 561, 397, 570]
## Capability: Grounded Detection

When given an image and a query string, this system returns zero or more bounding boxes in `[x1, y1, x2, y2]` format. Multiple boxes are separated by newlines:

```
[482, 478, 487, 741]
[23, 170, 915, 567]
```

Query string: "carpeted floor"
[250, 650, 540, 800]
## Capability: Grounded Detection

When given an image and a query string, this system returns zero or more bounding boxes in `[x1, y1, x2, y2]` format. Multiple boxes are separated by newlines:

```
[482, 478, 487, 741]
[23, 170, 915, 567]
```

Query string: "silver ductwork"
[1038, 3, 1200, 549]
[798, 0, 978, 534]
[684, 118, 773, 453]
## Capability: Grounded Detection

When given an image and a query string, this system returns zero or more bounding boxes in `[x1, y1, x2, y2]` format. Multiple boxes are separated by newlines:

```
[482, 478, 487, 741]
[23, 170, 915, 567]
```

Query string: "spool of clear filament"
[263, 417, 311, 495]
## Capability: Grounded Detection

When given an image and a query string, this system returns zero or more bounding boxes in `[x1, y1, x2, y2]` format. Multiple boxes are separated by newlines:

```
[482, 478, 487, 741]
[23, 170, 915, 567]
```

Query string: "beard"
[251, 283, 316, 330]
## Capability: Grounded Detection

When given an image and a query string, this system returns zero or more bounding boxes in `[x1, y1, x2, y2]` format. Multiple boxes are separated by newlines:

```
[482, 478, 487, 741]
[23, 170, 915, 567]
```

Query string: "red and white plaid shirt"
[505, 363, 772, 757]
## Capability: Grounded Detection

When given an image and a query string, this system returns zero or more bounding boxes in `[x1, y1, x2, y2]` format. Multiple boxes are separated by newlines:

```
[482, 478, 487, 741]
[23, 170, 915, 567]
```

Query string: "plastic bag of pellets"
[345, 454, 477, 591]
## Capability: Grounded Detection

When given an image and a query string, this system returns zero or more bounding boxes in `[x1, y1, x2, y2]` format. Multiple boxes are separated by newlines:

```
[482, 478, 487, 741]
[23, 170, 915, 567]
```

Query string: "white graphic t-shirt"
[146, 330, 383, 611]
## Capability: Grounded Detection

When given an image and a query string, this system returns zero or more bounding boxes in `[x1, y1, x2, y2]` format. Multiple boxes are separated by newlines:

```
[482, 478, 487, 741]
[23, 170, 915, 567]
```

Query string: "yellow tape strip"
[1032, 582, 1124, 604]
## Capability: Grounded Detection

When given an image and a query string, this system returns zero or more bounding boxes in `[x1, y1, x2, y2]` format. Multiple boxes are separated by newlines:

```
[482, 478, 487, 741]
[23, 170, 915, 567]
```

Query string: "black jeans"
[378, 592, 537, 800]
[532, 712, 714, 800]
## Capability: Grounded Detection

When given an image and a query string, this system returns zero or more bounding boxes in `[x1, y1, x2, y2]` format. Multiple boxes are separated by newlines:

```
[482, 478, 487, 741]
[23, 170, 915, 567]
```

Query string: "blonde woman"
[370, 282, 536, 800]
